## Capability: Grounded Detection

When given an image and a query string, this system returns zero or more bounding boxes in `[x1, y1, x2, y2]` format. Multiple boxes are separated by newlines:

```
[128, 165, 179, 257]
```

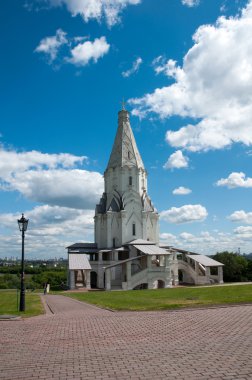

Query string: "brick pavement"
[0, 294, 252, 380]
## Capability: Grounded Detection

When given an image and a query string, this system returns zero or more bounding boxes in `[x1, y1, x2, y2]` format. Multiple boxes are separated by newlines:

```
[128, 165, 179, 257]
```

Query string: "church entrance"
[90, 271, 97, 288]
[157, 280, 165, 288]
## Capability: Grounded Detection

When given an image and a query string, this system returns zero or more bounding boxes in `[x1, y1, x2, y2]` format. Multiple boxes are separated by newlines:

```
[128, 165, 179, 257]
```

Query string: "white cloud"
[35, 28, 67, 62]
[0, 146, 103, 209]
[0, 206, 95, 258]
[122, 57, 143, 78]
[131, 1, 252, 152]
[228, 210, 252, 224]
[67, 36, 110, 66]
[172, 186, 192, 195]
[153, 58, 183, 78]
[35, 31, 110, 67]
[0, 148, 86, 177]
[44, 0, 141, 27]
[5, 169, 103, 209]
[182, 0, 200, 7]
[234, 225, 252, 239]
[159, 232, 179, 246]
[160, 204, 207, 224]
[158, 229, 251, 255]
[216, 172, 252, 188]
[163, 150, 189, 169]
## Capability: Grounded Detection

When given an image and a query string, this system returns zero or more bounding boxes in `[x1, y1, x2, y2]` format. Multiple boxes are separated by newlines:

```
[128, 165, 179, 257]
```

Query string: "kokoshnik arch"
[67, 108, 224, 290]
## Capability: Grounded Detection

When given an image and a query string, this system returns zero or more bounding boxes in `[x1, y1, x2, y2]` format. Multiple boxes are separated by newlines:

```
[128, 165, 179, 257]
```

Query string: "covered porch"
[177, 253, 224, 284]
[68, 253, 92, 290]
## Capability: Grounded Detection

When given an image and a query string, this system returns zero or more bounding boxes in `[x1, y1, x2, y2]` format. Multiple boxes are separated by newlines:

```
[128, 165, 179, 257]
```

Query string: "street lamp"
[17, 213, 29, 312]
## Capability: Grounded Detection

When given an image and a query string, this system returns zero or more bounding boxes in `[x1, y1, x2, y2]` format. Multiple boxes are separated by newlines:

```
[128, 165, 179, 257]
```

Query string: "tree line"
[212, 252, 252, 282]
[0, 263, 67, 290]
[0, 252, 251, 290]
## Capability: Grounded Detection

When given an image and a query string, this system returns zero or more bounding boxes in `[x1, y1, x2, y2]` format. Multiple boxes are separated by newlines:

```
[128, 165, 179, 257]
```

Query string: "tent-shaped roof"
[134, 244, 171, 255]
[187, 254, 224, 267]
[68, 254, 91, 270]
[127, 239, 156, 245]
[106, 110, 144, 170]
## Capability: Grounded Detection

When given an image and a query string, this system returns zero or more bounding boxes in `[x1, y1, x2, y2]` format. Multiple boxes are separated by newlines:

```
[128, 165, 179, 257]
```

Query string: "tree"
[213, 252, 248, 282]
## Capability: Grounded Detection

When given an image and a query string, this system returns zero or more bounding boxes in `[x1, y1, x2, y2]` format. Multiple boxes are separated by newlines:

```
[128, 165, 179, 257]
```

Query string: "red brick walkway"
[0, 295, 252, 380]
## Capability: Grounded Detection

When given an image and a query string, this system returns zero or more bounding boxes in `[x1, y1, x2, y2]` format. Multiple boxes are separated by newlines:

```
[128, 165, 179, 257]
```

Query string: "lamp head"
[17, 213, 29, 232]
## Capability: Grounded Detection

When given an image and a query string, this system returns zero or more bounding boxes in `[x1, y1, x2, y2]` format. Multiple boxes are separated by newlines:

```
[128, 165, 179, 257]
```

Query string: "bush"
[0, 274, 20, 289]
[31, 270, 67, 290]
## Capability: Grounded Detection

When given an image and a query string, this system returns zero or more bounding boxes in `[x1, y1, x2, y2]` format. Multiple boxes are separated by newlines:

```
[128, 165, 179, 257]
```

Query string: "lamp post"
[17, 213, 29, 312]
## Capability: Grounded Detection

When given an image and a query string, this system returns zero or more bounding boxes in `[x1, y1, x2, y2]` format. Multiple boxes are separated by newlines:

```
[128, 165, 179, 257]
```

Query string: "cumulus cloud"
[160, 204, 207, 224]
[40, 0, 141, 27]
[228, 210, 252, 224]
[172, 186, 192, 195]
[0, 148, 86, 177]
[35, 31, 110, 67]
[159, 229, 251, 254]
[122, 57, 143, 78]
[234, 225, 252, 239]
[67, 36, 110, 66]
[0, 206, 95, 258]
[159, 232, 179, 246]
[182, 0, 200, 7]
[0, 146, 103, 209]
[5, 169, 103, 209]
[163, 150, 189, 169]
[35, 28, 67, 63]
[130, 1, 252, 152]
[216, 172, 252, 188]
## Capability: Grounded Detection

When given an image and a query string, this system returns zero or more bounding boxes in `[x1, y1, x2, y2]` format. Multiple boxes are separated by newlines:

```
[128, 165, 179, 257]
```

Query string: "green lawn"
[64, 284, 252, 311]
[0, 290, 44, 318]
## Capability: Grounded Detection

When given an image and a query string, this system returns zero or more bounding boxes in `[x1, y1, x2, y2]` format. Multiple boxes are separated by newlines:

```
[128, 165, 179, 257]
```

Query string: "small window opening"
[113, 238, 116, 248]
[128, 151, 130, 159]
[129, 176, 132, 186]
[132, 223, 136, 236]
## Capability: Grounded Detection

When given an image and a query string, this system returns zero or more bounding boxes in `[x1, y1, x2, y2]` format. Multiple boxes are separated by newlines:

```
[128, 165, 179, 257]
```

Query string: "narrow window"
[128, 151, 130, 159]
[129, 176, 132, 186]
[132, 223, 136, 236]
[113, 238, 116, 248]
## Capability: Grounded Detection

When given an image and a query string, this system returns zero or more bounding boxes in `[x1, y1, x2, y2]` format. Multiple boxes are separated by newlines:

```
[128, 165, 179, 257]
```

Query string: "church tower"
[94, 108, 159, 248]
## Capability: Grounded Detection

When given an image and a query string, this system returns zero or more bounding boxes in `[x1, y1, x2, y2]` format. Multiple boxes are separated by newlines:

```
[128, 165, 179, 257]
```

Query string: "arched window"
[132, 223, 136, 236]
[129, 176, 132, 186]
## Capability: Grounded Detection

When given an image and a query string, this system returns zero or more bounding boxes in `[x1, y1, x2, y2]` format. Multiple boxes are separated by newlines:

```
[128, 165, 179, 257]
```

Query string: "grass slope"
[0, 290, 44, 317]
[64, 284, 252, 311]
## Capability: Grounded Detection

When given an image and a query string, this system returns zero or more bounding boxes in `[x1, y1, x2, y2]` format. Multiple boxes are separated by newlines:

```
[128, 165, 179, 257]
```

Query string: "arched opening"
[90, 271, 97, 288]
[178, 269, 184, 283]
[157, 280, 165, 288]
[178, 269, 194, 284]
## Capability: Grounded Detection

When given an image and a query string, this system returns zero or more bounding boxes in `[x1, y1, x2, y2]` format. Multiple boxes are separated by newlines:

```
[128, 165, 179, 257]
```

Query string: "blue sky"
[1, 0, 252, 259]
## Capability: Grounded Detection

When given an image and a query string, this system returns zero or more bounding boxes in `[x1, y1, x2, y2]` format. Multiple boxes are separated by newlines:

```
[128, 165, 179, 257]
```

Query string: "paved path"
[0, 295, 252, 380]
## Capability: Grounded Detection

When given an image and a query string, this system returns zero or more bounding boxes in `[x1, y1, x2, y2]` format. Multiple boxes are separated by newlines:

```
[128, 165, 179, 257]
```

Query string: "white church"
[67, 107, 224, 290]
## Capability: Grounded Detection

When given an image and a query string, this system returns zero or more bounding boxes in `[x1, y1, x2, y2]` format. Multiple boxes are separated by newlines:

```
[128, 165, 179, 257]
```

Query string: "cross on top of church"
[121, 98, 127, 110]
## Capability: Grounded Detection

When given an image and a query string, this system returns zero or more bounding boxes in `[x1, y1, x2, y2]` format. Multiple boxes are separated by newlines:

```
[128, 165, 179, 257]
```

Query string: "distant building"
[67, 108, 224, 290]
